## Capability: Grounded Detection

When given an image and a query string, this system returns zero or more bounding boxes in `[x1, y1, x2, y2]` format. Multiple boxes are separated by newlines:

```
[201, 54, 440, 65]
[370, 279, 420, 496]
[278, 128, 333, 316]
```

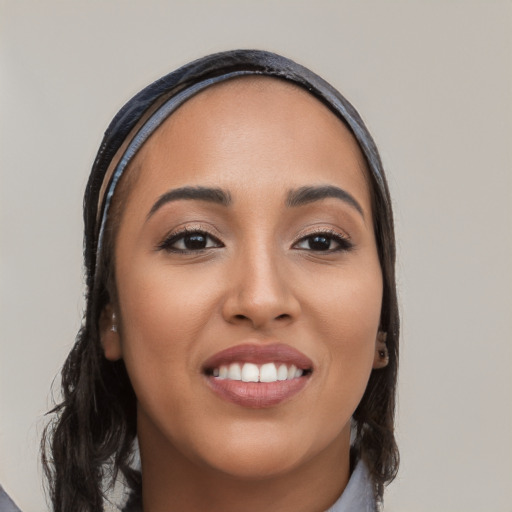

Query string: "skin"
[101, 77, 385, 512]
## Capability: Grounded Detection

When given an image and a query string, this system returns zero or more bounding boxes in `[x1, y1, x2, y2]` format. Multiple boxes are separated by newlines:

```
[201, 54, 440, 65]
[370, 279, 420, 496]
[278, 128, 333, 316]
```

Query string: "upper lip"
[202, 343, 314, 372]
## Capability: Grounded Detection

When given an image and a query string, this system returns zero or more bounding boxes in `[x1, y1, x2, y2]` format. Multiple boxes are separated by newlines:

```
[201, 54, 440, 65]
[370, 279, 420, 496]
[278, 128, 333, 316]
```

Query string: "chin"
[209, 443, 306, 480]
[189, 420, 347, 481]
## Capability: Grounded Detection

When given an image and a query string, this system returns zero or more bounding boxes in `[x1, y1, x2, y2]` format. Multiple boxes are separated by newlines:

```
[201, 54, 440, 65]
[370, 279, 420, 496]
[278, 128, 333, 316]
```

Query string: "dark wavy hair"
[42, 49, 399, 511]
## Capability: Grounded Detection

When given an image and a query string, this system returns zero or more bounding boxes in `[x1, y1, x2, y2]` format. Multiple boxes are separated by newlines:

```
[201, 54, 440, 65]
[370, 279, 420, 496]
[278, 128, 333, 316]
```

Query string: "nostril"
[276, 314, 290, 321]
[234, 314, 248, 321]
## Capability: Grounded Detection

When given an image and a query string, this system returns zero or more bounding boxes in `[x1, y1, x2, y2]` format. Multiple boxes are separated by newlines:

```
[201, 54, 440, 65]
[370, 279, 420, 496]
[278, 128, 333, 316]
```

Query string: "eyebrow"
[286, 185, 365, 218]
[147, 186, 232, 220]
[147, 184, 364, 221]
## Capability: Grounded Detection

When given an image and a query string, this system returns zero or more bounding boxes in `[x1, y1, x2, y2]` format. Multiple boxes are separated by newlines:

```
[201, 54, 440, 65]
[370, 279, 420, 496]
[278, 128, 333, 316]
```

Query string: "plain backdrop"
[1, 1, 511, 511]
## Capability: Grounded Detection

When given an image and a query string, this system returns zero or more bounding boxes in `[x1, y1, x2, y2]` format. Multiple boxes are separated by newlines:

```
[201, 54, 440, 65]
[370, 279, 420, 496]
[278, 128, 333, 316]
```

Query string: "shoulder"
[0, 484, 22, 512]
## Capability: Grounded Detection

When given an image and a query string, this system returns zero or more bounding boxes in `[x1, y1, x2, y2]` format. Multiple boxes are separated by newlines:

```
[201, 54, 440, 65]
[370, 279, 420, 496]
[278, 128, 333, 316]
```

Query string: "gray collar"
[122, 460, 376, 512]
[324, 460, 377, 512]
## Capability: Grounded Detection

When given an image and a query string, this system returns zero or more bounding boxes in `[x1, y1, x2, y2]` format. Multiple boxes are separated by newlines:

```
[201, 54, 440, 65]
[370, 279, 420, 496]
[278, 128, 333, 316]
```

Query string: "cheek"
[114, 261, 223, 401]
[304, 257, 383, 400]
[307, 256, 382, 340]
[118, 259, 221, 342]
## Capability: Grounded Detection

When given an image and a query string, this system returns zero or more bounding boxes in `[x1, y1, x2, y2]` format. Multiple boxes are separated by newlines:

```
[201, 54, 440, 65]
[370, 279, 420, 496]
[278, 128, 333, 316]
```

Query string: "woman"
[42, 50, 399, 512]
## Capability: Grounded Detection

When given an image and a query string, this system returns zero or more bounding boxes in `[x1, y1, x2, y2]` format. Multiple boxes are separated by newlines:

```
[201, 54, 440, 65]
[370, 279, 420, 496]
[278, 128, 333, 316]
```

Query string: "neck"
[138, 419, 351, 512]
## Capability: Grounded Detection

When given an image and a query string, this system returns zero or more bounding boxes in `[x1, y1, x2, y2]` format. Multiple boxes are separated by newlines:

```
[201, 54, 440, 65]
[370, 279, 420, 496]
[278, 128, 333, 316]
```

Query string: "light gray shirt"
[121, 459, 377, 512]
[325, 460, 376, 512]
[0, 485, 21, 512]
[0, 461, 376, 512]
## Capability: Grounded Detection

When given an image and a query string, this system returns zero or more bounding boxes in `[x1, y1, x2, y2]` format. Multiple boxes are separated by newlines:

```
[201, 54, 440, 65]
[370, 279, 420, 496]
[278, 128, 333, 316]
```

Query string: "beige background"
[1, 1, 511, 511]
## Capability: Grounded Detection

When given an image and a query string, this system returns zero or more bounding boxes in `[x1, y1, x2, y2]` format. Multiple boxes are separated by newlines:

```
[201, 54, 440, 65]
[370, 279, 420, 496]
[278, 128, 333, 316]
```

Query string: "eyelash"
[157, 228, 223, 254]
[157, 228, 353, 254]
[292, 229, 353, 253]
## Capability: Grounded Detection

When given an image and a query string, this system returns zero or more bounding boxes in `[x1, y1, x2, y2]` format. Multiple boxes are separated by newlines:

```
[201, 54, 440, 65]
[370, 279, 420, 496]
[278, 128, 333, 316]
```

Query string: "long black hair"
[42, 49, 399, 511]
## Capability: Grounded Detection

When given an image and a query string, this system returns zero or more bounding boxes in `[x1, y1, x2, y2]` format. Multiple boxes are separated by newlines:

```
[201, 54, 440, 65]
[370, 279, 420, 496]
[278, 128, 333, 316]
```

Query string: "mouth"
[202, 343, 313, 408]
[205, 362, 311, 381]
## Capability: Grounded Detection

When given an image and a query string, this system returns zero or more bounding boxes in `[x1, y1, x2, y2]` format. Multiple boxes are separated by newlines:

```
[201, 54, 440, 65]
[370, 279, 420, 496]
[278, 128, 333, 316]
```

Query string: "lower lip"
[205, 376, 309, 408]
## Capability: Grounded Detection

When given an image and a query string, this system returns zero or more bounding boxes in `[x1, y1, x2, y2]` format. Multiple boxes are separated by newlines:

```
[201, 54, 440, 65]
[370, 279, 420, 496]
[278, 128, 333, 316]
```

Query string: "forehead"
[128, 75, 371, 209]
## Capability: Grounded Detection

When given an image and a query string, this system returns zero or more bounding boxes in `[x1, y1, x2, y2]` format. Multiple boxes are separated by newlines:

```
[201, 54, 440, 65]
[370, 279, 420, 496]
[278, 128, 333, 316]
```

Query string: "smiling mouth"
[202, 344, 313, 408]
[205, 362, 311, 382]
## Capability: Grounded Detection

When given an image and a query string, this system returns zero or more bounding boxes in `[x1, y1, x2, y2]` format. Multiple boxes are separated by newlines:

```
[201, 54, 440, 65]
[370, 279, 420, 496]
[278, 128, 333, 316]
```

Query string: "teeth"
[219, 365, 229, 379]
[277, 364, 288, 381]
[260, 363, 277, 382]
[241, 363, 259, 382]
[227, 363, 242, 380]
[212, 362, 306, 382]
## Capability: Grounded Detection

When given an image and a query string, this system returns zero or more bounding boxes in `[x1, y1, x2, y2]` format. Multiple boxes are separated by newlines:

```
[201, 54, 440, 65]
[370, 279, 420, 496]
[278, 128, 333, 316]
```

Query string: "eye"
[293, 231, 353, 252]
[158, 229, 223, 253]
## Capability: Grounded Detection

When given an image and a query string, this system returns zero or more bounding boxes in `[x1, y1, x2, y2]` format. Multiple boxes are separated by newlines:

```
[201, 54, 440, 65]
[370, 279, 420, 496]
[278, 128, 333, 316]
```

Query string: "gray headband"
[95, 65, 386, 275]
[96, 69, 260, 259]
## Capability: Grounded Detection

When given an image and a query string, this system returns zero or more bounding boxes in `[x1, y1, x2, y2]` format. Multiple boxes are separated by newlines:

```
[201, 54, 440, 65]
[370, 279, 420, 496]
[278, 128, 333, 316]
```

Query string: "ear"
[372, 330, 389, 370]
[99, 304, 122, 361]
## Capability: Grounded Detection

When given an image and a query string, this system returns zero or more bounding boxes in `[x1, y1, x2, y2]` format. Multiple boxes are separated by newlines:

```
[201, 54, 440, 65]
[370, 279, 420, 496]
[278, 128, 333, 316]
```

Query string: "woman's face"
[103, 77, 383, 479]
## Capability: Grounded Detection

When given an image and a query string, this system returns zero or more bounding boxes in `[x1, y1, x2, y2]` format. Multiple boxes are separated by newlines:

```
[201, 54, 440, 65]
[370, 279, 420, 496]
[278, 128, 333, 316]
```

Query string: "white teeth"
[227, 363, 242, 380]
[277, 364, 288, 381]
[241, 363, 259, 382]
[212, 362, 307, 382]
[260, 363, 278, 383]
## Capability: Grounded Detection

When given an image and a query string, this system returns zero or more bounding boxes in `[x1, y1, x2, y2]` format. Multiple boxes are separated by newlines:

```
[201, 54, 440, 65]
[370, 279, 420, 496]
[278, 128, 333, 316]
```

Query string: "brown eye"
[306, 235, 332, 251]
[294, 231, 353, 252]
[181, 233, 209, 250]
[159, 230, 223, 253]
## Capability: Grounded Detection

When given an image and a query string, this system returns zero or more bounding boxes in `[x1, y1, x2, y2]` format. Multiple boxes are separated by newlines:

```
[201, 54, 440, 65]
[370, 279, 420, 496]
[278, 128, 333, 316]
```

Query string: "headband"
[87, 50, 385, 286]
[96, 70, 261, 256]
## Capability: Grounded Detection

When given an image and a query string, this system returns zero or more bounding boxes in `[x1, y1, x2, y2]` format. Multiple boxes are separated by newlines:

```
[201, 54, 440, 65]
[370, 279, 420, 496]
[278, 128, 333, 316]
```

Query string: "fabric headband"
[92, 51, 386, 281]
[96, 70, 259, 258]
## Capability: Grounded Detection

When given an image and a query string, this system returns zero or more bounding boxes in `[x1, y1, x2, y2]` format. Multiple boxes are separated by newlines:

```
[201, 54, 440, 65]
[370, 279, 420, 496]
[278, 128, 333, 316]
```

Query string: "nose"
[221, 247, 301, 330]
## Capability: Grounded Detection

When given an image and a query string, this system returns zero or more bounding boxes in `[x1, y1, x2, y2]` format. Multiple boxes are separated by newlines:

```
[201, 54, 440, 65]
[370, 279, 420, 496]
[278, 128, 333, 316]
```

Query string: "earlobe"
[373, 331, 389, 369]
[99, 305, 122, 361]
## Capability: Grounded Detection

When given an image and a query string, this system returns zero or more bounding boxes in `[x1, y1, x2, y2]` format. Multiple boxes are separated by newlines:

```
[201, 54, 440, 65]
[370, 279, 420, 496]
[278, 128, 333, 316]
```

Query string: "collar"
[325, 460, 377, 512]
[121, 460, 376, 512]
